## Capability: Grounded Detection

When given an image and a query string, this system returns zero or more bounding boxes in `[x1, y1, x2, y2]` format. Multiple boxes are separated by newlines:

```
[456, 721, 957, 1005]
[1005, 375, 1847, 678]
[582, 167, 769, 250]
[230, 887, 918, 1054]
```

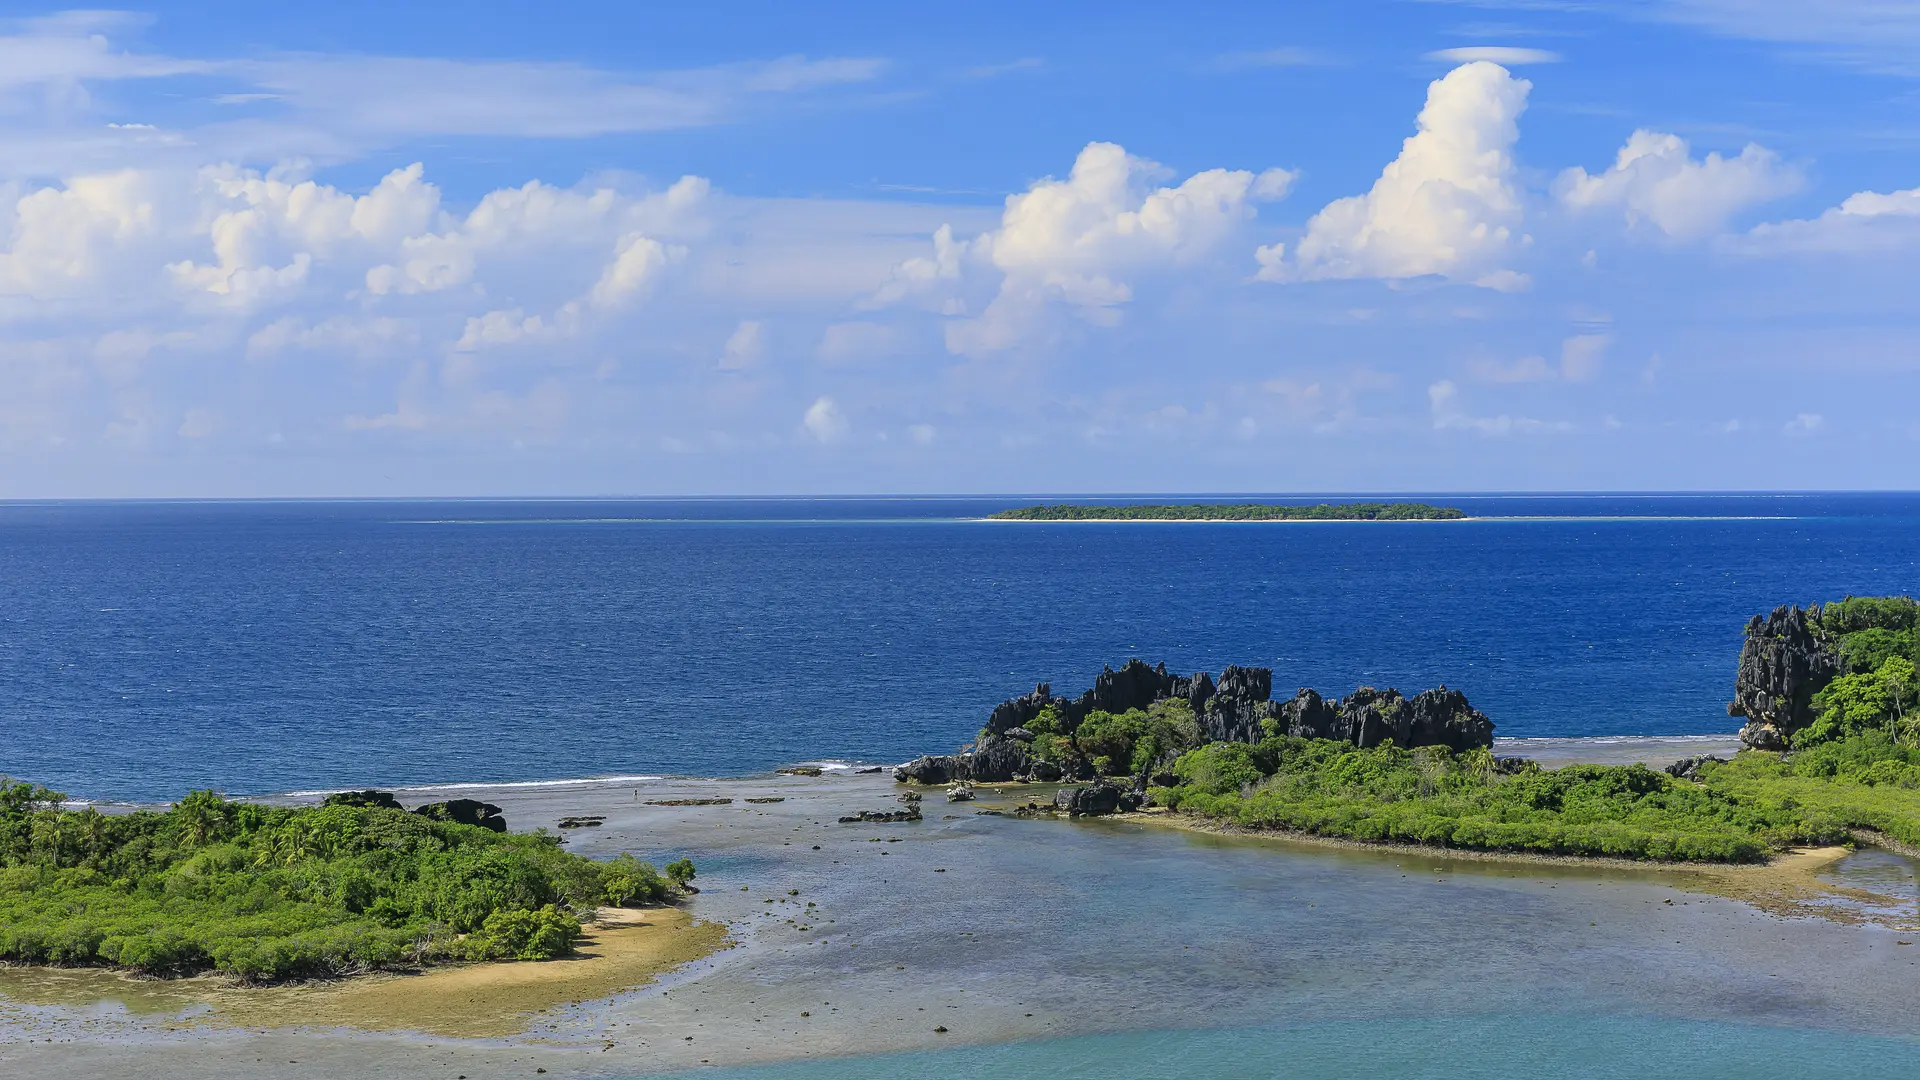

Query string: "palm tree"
[77, 807, 109, 865]
[174, 790, 229, 848]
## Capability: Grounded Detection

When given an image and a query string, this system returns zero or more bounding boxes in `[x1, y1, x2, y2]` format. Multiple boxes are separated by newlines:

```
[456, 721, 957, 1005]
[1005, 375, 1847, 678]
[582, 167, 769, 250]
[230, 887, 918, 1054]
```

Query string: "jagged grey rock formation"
[896, 659, 1496, 784]
[1728, 605, 1840, 751]
[412, 798, 506, 832]
[1052, 779, 1140, 816]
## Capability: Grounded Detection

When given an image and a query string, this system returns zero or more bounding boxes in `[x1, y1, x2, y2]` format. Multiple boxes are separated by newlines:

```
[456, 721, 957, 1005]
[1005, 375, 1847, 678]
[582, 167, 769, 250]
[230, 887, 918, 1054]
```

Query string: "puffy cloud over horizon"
[0, 6, 1917, 496]
[1256, 62, 1533, 291]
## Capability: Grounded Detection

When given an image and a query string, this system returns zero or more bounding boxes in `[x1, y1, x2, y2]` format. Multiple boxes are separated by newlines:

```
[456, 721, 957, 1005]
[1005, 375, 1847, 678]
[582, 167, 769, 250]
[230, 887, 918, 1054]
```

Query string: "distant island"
[987, 502, 1467, 522]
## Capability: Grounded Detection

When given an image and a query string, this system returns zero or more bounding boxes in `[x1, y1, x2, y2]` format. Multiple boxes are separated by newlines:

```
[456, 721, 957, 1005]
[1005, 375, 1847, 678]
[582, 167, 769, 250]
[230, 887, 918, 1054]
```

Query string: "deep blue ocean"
[2, 493, 1916, 803]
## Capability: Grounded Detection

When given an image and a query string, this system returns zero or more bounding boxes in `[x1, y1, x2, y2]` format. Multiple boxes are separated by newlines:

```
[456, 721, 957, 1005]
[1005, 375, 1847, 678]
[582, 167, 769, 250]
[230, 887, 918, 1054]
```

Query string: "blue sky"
[2, 1, 1919, 496]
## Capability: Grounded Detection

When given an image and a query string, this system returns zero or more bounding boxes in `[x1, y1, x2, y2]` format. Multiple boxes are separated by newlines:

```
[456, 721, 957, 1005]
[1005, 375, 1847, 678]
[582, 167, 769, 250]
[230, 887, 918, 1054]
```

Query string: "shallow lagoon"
[6, 768, 1919, 1079]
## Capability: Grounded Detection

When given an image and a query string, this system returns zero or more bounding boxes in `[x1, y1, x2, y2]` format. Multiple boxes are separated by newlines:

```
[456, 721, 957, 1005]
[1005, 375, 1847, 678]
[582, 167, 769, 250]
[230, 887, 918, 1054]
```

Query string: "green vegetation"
[988, 502, 1467, 522]
[1024, 699, 1202, 777]
[1800, 597, 1920, 747]
[1135, 593, 1920, 863]
[0, 783, 691, 981]
[1155, 738, 1842, 862]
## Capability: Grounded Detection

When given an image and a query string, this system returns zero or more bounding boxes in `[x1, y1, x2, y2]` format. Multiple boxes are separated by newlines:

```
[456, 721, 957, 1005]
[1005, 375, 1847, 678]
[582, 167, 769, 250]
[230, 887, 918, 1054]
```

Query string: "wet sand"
[6, 748, 1920, 1079]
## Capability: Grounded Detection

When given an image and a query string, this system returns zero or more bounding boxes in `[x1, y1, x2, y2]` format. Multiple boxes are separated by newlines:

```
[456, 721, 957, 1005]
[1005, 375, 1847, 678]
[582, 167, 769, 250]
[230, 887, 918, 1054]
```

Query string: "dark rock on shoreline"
[323, 790, 403, 810]
[1729, 605, 1841, 750]
[413, 798, 507, 832]
[1053, 780, 1141, 817]
[895, 733, 1033, 785]
[1665, 756, 1727, 782]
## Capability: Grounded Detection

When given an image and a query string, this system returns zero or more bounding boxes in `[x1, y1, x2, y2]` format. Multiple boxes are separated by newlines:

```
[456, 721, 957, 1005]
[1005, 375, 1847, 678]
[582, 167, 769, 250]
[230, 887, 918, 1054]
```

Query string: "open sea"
[3, 492, 1918, 803]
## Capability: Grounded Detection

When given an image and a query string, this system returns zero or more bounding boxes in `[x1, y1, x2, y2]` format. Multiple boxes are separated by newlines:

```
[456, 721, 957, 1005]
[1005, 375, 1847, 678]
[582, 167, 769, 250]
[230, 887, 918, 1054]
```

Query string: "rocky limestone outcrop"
[900, 661, 1497, 784]
[1665, 755, 1727, 782]
[1196, 665, 1279, 744]
[412, 798, 507, 832]
[322, 789, 403, 810]
[1052, 779, 1141, 817]
[1728, 605, 1840, 750]
[321, 790, 512, 832]
[893, 733, 1031, 785]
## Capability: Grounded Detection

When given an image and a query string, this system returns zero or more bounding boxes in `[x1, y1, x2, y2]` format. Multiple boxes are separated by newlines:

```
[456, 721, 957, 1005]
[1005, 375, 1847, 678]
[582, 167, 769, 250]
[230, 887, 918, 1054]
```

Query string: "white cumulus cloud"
[1555, 130, 1802, 239]
[1259, 62, 1532, 290]
[880, 140, 1295, 354]
[1743, 184, 1920, 252]
[802, 395, 848, 442]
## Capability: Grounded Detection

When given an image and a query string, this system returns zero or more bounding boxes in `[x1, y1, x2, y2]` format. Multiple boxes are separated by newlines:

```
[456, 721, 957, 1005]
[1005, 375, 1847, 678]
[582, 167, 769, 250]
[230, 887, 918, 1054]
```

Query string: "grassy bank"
[1153, 735, 1920, 864]
[0, 783, 693, 981]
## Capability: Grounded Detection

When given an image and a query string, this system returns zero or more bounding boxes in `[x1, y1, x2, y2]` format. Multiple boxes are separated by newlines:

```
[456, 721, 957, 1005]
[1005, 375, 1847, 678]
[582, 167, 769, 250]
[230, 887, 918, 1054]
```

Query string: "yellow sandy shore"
[0, 906, 729, 1039]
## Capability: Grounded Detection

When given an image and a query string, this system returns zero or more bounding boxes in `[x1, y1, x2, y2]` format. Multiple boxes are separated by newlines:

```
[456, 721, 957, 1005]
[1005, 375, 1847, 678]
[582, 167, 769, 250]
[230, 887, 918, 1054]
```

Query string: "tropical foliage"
[1023, 699, 1202, 776]
[1154, 738, 1843, 862]
[0, 782, 689, 981]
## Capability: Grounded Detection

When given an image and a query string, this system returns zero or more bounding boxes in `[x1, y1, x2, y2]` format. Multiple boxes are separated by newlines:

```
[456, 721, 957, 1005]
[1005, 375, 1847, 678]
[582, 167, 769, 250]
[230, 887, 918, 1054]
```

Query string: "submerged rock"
[839, 807, 922, 824]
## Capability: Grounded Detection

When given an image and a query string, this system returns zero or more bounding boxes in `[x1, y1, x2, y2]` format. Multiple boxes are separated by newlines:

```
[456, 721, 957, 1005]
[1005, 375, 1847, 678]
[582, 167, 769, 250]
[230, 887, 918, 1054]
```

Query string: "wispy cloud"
[1425, 46, 1564, 64]
[962, 57, 1045, 79]
[1211, 47, 1337, 71]
[1426, 0, 1920, 76]
[0, 19, 890, 170]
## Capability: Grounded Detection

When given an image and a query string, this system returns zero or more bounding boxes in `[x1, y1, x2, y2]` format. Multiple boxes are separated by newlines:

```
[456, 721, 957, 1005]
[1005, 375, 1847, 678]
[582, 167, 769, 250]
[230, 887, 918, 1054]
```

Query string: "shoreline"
[50, 732, 1748, 809]
[1112, 808, 1915, 926]
[7, 767, 1920, 1080]
[0, 906, 731, 1040]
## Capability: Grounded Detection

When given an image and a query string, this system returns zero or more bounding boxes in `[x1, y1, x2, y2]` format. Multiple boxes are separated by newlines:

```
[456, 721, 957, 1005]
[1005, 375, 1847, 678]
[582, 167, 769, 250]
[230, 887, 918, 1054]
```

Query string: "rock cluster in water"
[895, 659, 1495, 788]
[1728, 604, 1842, 751]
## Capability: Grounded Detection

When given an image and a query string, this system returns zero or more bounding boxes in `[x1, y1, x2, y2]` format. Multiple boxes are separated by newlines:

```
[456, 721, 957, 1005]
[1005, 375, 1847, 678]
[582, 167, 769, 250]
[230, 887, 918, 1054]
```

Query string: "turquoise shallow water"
[650, 1015, 1920, 1080]
[6, 773, 1920, 1080]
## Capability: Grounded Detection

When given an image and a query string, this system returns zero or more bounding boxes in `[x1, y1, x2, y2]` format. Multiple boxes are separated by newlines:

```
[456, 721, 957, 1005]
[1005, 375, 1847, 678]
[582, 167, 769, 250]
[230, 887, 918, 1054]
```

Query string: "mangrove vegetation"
[0, 785, 694, 981]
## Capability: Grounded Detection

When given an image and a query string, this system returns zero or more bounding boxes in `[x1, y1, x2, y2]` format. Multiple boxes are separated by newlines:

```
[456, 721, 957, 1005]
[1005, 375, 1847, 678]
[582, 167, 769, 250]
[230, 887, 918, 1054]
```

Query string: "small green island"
[0, 788, 695, 981]
[899, 595, 1920, 864]
[988, 502, 1467, 521]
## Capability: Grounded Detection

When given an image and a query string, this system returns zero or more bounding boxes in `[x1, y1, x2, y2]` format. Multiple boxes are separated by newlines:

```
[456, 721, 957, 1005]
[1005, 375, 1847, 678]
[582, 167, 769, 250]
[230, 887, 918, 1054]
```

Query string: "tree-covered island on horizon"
[987, 502, 1467, 521]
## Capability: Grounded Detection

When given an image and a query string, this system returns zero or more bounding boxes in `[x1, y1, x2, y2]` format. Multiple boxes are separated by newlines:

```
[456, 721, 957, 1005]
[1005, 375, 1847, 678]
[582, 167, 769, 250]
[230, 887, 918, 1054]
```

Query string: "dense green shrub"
[1834, 627, 1920, 676]
[601, 854, 670, 905]
[475, 904, 580, 960]
[0, 781, 692, 981]
[1073, 700, 1201, 776]
[1801, 657, 1918, 746]
[1818, 596, 1919, 637]
[1152, 738, 1882, 863]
